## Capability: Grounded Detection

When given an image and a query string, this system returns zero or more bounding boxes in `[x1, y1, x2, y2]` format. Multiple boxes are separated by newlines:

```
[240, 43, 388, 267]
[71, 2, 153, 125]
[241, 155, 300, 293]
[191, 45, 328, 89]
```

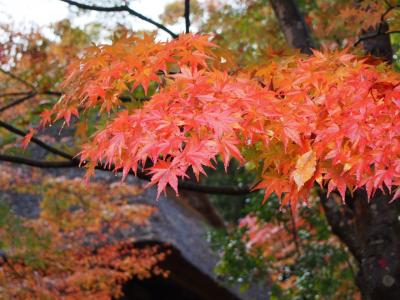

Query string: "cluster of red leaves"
[238, 208, 355, 296]
[239, 214, 297, 261]
[254, 51, 400, 203]
[48, 34, 400, 206]
[47, 33, 217, 125]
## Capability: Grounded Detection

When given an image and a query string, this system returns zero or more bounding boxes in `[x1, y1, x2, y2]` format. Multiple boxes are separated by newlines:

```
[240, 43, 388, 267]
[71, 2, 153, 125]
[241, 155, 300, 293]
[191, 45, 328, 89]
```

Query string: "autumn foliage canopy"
[39, 33, 400, 207]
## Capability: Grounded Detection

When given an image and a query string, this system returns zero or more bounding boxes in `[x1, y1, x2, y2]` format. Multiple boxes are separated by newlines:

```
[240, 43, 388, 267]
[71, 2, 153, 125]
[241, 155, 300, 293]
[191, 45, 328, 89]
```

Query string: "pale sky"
[0, 0, 184, 40]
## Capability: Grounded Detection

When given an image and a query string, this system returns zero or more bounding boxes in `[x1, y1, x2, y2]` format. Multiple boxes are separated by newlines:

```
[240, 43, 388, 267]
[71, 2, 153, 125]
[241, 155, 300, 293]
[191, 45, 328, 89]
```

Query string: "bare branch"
[0, 120, 73, 160]
[0, 153, 253, 195]
[0, 116, 255, 195]
[0, 90, 62, 113]
[381, 3, 400, 20]
[354, 3, 400, 47]
[0, 69, 44, 112]
[60, 0, 178, 38]
[184, 0, 190, 34]
[0, 92, 32, 98]
[0, 93, 37, 113]
[42, 90, 62, 97]
[0, 119, 253, 195]
[0, 68, 37, 92]
[354, 30, 400, 47]
[0, 91, 61, 99]
[0, 154, 74, 168]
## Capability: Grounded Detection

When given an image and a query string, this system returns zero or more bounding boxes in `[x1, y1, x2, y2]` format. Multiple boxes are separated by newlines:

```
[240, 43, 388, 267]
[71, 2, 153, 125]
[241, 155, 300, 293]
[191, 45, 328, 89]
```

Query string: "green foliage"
[289, 243, 354, 300]
[0, 201, 50, 268]
[208, 227, 268, 291]
[209, 192, 357, 299]
[201, 0, 285, 65]
[202, 152, 355, 298]
[391, 33, 400, 70]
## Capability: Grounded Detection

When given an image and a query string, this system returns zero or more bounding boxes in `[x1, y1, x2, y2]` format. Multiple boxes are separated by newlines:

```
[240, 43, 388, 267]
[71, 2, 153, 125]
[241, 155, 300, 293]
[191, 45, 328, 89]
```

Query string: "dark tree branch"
[0, 68, 48, 113]
[0, 87, 156, 112]
[0, 92, 32, 98]
[0, 118, 253, 195]
[59, 0, 178, 38]
[184, 0, 190, 34]
[0, 154, 75, 168]
[0, 68, 37, 92]
[0, 93, 37, 113]
[381, 3, 400, 21]
[0, 120, 73, 160]
[0, 91, 62, 98]
[329, 188, 400, 300]
[0, 90, 61, 113]
[353, 3, 399, 62]
[354, 30, 400, 47]
[0, 153, 253, 195]
[41, 90, 62, 97]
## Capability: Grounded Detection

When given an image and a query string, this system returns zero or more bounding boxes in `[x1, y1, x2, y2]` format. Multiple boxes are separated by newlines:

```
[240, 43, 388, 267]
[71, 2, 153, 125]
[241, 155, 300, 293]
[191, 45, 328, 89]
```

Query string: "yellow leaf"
[292, 150, 316, 190]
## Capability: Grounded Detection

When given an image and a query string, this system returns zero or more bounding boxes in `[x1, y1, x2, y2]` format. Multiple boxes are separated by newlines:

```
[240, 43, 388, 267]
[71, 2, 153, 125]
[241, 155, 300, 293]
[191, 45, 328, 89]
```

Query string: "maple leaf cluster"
[47, 33, 400, 206]
[48, 33, 217, 124]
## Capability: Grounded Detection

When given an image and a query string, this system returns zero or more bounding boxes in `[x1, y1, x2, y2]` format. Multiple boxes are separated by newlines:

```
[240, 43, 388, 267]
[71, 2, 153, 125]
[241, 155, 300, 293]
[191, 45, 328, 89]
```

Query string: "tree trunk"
[319, 7, 395, 298]
[270, 0, 315, 54]
[354, 11, 397, 298]
[269, 1, 398, 299]
[319, 189, 400, 300]
[356, 0, 393, 63]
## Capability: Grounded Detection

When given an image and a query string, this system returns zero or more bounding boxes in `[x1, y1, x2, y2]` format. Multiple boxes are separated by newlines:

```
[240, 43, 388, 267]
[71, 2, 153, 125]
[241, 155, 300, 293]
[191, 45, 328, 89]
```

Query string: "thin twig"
[354, 3, 400, 47]
[184, 0, 191, 34]
[0, 119, 255, 195]
[0, 120, 73, 160]
[60, 0, 178, 38]
[0, 153, 253, 195]
[0, 91, 62, 98]
[0, 92, 32, 98]
[354, 30, 400, 47]
[0, 119, 253, 195]
[0, 93, 37, 113]
[0, 68, 37, 92]
[0, 90, 63, 113]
